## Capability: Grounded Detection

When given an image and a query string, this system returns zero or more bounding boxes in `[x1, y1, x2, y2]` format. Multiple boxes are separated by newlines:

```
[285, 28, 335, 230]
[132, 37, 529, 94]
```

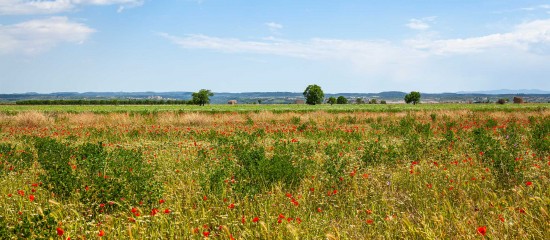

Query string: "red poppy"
[164, 209, 170, 214]
[477, 226, 487, 236]
[203, 195, 208, 201]
[252, 217, 259, 223]
[150, 208, 159, 216]
[228, 203, 235, 209]
[241, 216, 245, 224]
[366, 219, 374, 224]
[98, 230, 105, 237]
[56, 227, 64, 236]
[525, 181, 532, 186]
[29, 195, 35, 202]
[203, 231, 210, 237]
[317, 207, 322, 213]
[159, 199, 165, 204]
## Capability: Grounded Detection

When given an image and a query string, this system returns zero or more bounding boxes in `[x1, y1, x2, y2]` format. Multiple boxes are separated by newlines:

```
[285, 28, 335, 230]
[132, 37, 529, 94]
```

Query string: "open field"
[0, 103, 549, 114]
[0, 107, 549, 239]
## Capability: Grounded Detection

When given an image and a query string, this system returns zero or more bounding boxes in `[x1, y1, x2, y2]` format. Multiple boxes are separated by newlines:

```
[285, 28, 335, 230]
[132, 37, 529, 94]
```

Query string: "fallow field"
[0, 104, 548, 239]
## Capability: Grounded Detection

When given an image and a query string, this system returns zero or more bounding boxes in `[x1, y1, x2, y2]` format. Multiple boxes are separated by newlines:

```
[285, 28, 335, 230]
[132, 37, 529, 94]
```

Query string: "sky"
[1, 0, 550, 94]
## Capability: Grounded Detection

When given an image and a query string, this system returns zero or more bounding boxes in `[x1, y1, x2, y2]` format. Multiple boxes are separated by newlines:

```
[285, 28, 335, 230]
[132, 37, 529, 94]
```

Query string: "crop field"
[1, 103, 549, 114]
[0, 105, 549, 239]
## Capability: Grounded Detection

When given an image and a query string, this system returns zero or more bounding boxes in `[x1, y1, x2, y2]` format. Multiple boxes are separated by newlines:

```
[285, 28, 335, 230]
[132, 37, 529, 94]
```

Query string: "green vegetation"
[0, 103, 548, 114]
[404, 91, 421, 105]
[337, 96, 348, 104]
[0, 107, 548, 238]
[192, 89, 214, 106]
[327, 97, 336, 105]
[15, 99, 189, 105]
[303, 84, 325, 105]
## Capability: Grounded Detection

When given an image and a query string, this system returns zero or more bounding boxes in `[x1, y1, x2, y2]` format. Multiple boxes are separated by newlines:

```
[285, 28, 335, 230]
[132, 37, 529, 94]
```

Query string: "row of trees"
[15, 87, 421, 106]
[302, 84, 421, 105]
[16, 99, 190, 105]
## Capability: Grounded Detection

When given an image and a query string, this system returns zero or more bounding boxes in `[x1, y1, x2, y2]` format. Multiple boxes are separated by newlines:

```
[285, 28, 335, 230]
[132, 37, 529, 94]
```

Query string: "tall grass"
[0, 109, 548, 239]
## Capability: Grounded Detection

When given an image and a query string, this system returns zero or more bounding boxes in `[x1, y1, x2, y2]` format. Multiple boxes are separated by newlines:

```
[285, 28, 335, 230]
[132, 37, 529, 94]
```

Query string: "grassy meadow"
[0, 104, 549, 239]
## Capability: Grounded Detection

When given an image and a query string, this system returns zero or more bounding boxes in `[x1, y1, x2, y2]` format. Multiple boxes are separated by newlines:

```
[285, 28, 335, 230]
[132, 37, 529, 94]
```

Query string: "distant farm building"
[294, 100, 305, 104]
[227, 100, 237, 105]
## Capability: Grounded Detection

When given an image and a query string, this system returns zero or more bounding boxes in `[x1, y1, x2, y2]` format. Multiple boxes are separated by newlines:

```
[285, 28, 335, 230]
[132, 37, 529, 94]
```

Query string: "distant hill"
[1, 90, 549, 104]
[456, 89, 550, 95]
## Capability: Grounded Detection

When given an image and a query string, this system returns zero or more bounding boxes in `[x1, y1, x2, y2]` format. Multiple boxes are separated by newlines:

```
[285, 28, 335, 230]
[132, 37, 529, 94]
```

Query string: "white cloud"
[521, 4, 550, 11]
[406, 17, 436, 31]
[158, 32, 425, 79]
[406, 19, 429, 30]
[0, 16, 95, 54]
[0, 0, 144, 15]
[411, 19, 550, 55]
[162, 19, 550, 59]
[159, 18, 550, 87]
[265, 22, 283, 33]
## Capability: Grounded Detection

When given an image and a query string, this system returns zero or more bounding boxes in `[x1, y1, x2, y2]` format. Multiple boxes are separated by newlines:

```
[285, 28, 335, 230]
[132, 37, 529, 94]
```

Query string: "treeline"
[16, 99, 191, 105]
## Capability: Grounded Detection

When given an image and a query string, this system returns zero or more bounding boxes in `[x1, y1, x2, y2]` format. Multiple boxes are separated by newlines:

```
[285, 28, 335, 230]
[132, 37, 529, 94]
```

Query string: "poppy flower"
[477, 226, 487, 236]
[56, 227, 64, 236]
[366, 219, 374, 224]
[525, 181, 532, 186]
[98, 230, 105, 237]
[29, 195, 35, 202]
[150, 208, 159, 216]
[159, 199, 165, 204]
[228, 203, 235, 209]
[252, 217, 259, 223]
[203, 231, 210, 237]
[164, 208, 170, 214]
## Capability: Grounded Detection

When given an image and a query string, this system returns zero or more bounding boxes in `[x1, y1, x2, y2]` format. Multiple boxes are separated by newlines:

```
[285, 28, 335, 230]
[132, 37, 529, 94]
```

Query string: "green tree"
[336, 96, 348, 104]
[404, 91, 421, 105]
[327, 97, 336, 105]
[303, 84, 324, 105]
[192, 89, 214, 106]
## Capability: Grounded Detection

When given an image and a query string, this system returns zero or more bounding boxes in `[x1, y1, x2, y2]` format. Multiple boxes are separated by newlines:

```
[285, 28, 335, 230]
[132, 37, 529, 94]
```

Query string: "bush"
[496, 98, 508, 104]
[336, 96, 348, 104]
[513, 97, 524, 104]
[33, 138, 162, 211]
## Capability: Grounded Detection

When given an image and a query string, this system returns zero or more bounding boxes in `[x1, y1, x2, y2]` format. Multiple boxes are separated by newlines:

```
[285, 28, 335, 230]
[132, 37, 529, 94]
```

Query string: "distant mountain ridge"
[1, 90, 549, 104]
[456, 89, 550, 95]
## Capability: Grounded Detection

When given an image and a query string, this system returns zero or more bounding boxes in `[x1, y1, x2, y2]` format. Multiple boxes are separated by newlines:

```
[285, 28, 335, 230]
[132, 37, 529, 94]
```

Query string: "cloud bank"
[0, 16, 95, 54]
[0, 0, 144, 15]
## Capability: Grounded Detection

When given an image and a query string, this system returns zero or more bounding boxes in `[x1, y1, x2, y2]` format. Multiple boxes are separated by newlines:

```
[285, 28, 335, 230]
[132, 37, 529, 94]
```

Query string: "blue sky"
[1, 0, 550, 93]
